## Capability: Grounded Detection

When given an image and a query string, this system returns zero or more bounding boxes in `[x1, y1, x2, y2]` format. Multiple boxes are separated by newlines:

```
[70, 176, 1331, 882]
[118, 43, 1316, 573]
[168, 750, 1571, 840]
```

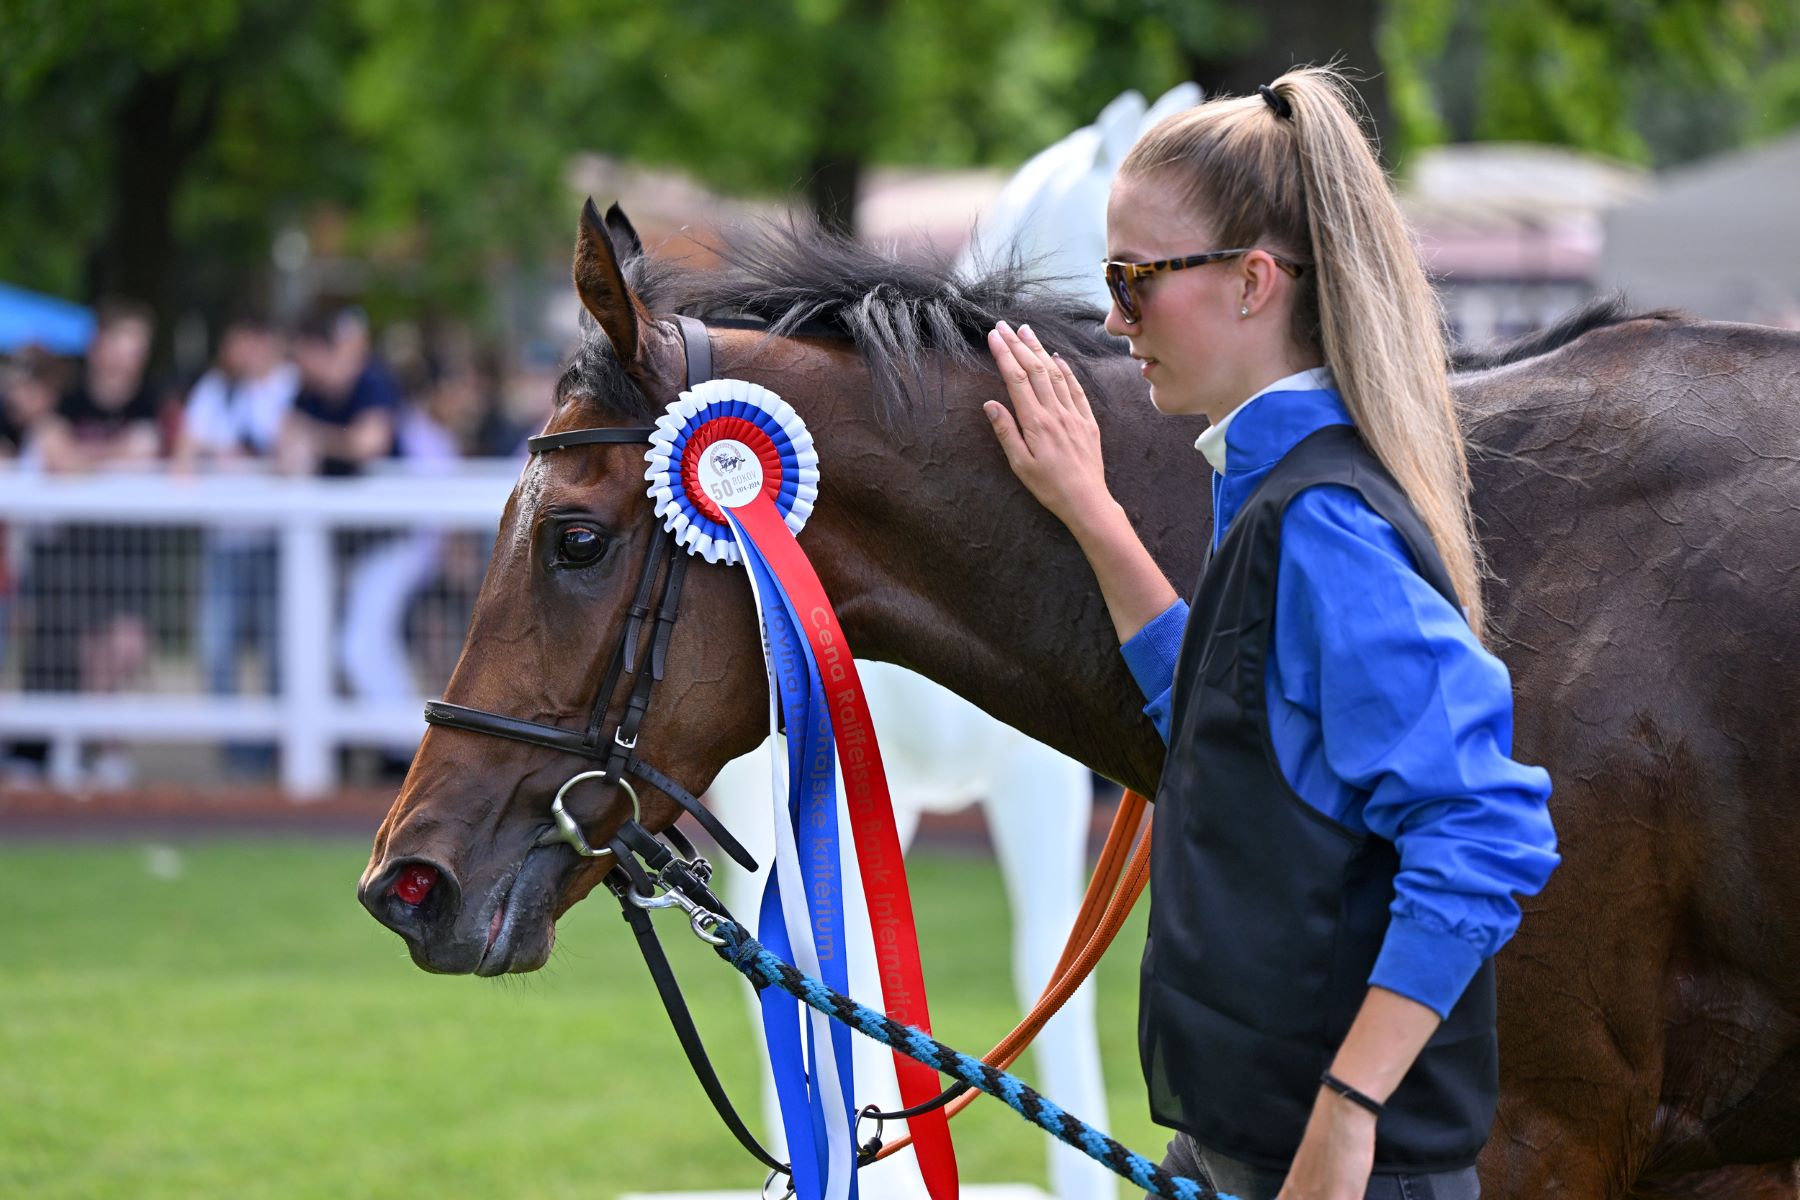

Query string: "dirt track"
[0, 785, 1118, 848]
[0, 786, 397, 840]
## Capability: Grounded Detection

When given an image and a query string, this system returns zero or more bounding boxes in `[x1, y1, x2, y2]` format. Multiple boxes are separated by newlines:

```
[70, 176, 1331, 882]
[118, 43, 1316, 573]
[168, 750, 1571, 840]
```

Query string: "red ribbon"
[731, 491, 961, 1200]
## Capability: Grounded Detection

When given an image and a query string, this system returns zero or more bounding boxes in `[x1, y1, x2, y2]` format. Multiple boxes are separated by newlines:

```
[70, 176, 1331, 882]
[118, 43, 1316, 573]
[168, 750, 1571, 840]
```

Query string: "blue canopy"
[0, 283, 94, 355]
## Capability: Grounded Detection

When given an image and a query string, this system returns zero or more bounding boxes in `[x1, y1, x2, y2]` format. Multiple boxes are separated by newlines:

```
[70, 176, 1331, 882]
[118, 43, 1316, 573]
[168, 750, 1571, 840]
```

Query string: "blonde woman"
[983, 68, 1559, 1200]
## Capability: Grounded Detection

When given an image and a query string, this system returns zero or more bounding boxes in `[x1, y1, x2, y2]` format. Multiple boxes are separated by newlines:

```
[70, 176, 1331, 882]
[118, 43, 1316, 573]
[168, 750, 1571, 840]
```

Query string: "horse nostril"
[391, 863, 439, 906]
[360, 857, 461, 942]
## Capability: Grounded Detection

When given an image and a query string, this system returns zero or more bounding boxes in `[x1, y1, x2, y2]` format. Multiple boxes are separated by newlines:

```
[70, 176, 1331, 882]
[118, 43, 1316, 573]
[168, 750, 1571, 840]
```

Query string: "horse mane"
[568, 223, 1682, 424]
[594, 219, 1120, 424]
[1450, 294, 1685, 373]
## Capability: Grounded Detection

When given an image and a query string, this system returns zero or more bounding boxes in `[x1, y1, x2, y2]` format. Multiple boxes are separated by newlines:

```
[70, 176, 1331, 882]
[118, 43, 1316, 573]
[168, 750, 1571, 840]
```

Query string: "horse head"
[357, 202, 791, 975]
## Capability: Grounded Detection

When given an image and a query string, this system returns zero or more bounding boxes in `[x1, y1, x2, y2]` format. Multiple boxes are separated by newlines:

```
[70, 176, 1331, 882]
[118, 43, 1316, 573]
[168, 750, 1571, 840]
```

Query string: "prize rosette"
[644, 377, 959, 1199]
[643, 378, 820, 564]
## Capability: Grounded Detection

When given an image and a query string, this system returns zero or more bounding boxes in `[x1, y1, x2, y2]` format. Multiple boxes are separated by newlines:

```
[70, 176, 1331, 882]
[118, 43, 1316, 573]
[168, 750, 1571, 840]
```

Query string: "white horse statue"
[707, 83, 1201, 1200]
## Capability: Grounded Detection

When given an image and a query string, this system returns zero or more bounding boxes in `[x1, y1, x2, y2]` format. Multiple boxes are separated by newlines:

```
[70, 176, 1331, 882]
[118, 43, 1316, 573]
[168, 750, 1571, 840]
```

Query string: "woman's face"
[1104, 174, 1299, 422]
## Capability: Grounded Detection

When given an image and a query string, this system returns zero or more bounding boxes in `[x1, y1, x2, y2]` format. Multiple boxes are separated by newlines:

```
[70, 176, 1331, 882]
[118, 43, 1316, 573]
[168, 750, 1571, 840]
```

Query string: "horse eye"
[557, 526, 606, 565]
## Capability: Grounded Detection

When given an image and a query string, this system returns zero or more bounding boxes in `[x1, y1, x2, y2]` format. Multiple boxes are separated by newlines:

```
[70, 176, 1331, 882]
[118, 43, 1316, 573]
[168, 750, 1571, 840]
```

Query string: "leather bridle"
[417, 312, 845, 1184]
[420, 314, 763, 871]
[417, 311, 936, 1190]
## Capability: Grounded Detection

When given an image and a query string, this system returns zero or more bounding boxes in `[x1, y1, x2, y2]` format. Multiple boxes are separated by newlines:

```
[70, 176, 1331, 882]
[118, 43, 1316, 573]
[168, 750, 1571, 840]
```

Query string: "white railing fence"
[0, 464, 517, 796]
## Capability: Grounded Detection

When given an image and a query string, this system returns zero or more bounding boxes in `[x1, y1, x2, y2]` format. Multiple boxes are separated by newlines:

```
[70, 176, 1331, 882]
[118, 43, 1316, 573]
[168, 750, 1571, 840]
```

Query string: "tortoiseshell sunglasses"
[1103, 249, 1308, 324]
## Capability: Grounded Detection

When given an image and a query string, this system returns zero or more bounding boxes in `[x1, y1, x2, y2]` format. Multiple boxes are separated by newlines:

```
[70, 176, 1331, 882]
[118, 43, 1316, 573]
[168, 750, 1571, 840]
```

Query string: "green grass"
[0, 839, 1159, 1199]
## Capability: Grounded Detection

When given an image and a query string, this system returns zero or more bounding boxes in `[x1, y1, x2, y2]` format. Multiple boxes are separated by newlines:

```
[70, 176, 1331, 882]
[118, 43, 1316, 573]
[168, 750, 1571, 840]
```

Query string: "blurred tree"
[0, 0, 1197, 333]
[1155, 0, 1394, 153]
[3, 0, 1797, 346]
[0, 0, 359, 340]
[1382, 0, 1800, 165]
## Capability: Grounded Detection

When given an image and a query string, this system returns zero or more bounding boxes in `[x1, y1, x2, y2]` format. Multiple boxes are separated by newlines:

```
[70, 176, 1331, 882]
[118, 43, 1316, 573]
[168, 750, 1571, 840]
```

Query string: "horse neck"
[764, 345, 1208, 795]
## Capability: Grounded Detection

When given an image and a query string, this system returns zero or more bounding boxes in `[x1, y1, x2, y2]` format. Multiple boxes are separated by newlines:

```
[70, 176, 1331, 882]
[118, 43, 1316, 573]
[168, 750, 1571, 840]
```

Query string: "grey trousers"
[1151, 1132, 1481, 1200]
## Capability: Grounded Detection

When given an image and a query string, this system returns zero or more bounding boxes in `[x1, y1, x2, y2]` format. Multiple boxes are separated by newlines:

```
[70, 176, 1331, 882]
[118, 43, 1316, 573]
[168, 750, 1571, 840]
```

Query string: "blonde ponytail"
[1121, 66, 1489, 640]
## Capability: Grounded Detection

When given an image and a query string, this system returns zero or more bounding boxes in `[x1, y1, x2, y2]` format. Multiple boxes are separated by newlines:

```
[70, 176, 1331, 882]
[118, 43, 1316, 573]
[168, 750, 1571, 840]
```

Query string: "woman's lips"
[1138, 358, 1158, 377]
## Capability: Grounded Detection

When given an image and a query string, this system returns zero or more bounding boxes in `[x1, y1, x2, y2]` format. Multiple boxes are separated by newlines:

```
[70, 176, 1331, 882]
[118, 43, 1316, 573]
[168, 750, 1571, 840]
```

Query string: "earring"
[1239, 305, 1250, 318]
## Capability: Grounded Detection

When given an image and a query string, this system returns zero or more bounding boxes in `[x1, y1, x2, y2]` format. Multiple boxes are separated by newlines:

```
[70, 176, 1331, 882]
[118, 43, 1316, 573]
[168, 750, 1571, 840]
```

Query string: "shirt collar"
[1193, 366, 1340, 473]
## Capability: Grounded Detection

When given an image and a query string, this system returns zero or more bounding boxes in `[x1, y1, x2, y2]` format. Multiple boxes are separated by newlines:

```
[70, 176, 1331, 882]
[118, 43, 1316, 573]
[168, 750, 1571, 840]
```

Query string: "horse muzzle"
[359, 843, 573, 976]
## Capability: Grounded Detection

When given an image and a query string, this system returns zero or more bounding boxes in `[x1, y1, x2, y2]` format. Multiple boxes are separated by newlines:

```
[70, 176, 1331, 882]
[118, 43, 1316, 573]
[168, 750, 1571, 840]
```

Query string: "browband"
[527, 426, 658, 452]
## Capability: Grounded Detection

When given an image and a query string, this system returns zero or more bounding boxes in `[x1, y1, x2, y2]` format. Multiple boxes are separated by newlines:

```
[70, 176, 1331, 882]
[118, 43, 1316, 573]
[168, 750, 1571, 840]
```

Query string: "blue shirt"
[1122, 375, 1559, 1018]
[293, 359, 403, 428]
[293, 359, 403, 477]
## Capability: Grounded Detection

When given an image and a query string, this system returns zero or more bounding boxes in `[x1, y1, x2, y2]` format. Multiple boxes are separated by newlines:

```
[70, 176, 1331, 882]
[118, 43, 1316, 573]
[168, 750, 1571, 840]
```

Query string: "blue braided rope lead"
[712, 919, 1232, 1200]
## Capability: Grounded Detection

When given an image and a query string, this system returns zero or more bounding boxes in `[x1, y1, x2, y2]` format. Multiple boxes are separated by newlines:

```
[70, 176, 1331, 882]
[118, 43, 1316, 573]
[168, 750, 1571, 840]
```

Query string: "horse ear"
[603, 203, 644, 261]
[573, 197, 651, 367]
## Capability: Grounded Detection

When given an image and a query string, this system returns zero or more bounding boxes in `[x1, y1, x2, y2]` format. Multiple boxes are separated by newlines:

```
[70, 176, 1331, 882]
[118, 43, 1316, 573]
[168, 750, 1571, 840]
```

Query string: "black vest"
[1139, 425, 1498, 1172]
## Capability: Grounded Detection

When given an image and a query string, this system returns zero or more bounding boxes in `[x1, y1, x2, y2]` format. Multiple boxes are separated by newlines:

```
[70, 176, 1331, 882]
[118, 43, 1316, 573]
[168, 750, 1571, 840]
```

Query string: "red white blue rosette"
[644, 376, 959, 1198]
[643, 378, 820, 564]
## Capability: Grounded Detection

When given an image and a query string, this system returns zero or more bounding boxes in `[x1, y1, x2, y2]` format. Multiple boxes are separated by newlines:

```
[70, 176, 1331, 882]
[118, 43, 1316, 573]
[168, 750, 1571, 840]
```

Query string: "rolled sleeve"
[1120, 599, 1188, 745]
[1276, 486, 1559, 1018]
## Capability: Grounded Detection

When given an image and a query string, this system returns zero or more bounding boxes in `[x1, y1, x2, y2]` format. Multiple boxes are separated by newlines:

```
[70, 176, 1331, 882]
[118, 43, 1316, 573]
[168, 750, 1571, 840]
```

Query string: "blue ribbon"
[737, 521, 858, 1200]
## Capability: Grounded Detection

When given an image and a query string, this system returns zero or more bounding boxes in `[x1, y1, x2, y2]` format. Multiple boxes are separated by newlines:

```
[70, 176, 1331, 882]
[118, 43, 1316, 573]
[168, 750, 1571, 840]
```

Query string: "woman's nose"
[1103, 301, 1135, 338]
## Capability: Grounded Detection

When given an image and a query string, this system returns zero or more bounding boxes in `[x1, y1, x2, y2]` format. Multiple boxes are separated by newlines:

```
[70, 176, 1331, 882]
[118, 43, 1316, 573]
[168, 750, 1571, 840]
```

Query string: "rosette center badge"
[696, 440, 762, 509]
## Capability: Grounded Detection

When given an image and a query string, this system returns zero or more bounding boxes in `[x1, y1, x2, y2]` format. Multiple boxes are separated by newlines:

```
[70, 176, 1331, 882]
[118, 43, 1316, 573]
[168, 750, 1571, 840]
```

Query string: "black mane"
[559, 222, 1679, 423]
[1451, 294, 1683, 373]
[563, 219, 1119, 423]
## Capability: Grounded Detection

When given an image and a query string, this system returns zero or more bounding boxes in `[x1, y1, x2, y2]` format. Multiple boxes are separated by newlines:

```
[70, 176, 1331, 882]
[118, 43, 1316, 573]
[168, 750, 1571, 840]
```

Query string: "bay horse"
[359, 202, 1800, 1199]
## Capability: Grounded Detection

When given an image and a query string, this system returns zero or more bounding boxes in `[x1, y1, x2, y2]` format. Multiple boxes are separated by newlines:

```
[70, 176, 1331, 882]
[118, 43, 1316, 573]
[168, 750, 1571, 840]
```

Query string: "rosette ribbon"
[645, 379, 959, 1200]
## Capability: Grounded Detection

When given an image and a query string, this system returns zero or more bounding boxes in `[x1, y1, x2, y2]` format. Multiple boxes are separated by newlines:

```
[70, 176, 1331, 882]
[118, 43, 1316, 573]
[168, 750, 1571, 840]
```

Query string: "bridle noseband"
[421, 314, 756, 871]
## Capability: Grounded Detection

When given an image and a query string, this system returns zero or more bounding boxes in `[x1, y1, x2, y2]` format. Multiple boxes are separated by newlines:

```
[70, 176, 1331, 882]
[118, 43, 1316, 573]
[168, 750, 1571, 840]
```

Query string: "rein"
[424, 311, 1159, 1195]
[863, 788, 1152, 1160]
[606, 804, 1214, 1199]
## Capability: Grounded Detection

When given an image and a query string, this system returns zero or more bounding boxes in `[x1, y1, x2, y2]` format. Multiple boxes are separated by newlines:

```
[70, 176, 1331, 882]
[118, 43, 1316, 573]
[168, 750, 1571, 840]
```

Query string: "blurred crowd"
[0, 301, 558, 788]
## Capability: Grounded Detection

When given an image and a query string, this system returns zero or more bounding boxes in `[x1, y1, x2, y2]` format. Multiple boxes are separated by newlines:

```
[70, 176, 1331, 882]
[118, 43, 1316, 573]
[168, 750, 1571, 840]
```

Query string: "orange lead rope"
[871, 788, 1154, 1163]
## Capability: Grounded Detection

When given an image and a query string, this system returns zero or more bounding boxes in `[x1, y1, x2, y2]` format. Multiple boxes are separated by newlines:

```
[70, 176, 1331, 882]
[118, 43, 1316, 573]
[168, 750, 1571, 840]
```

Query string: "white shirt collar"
[1193, 366, 1335, 473]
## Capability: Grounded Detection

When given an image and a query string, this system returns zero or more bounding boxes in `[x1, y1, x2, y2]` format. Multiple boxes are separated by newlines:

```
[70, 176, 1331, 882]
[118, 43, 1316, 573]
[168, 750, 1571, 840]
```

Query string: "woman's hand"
[982, 319, 1178, 643]
[984, 321, 1113, 537]
[1277, 1091, 1378, 1200]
